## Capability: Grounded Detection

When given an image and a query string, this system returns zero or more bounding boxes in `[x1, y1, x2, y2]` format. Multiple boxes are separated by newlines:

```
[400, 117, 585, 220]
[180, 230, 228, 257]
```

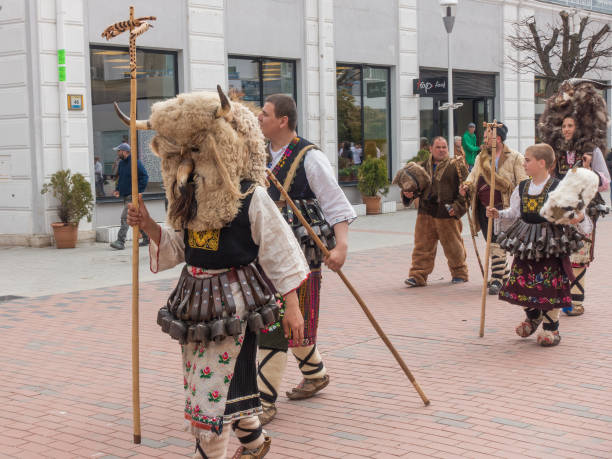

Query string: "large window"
[228, 56, 296, 107]
[90, 46, 178, 196]
[336, 64, 391, 183]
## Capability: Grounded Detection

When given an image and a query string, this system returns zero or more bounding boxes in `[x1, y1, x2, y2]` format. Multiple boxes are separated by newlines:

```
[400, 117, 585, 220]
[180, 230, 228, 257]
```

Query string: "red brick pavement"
[1, 221, 611, 458]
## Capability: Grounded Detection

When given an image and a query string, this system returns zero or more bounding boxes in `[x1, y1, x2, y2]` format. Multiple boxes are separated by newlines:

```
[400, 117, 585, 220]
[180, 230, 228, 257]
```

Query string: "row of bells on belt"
[284, 201, 336, 264]
[157, 298, 280, 345]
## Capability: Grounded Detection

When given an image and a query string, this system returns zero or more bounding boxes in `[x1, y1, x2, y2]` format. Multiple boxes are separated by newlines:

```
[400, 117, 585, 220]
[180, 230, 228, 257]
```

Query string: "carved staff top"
[483, 120, 503, 159]
[101, 6, 156, 78]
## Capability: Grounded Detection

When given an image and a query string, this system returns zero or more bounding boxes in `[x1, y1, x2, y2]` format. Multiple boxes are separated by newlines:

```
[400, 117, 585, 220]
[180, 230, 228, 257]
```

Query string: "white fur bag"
[540, 168, 599, 224]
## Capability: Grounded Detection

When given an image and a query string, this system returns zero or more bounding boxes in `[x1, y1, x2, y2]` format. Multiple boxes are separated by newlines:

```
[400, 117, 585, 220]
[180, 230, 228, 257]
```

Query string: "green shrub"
[407, 148, 430, 164]
[357, 157, 389, 197]
[41, 169, 94, 224]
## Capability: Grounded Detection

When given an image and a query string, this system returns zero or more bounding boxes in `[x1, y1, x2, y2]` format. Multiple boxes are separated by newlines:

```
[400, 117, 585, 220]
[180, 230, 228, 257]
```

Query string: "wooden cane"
[453, 151, 484, 277]
[102, 7, 156, 444]
[479, 121, 502, 338]
[266, 170, 430, 406]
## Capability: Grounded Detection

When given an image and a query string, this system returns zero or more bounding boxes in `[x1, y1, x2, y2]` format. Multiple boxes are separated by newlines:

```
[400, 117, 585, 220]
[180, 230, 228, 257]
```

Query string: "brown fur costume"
[538, 79, 609, 156]
[393, 162, 431, 195]
[145, 87, 267, 231]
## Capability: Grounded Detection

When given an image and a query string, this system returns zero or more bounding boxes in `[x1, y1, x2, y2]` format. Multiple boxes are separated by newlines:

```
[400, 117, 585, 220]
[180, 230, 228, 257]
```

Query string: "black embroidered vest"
[183, 181, 258, 269]
[267, 136, 316, 201]
[518, 177, 559, 223]
[554, 151, 580, 179]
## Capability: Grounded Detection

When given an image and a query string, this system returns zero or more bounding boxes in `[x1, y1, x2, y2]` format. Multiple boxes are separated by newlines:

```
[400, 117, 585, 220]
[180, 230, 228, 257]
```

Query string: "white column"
[304, 0, 337, 167]
[397, 0, 420, 169]
[187, 0, 226, 91]
[502, 1, 535, 152]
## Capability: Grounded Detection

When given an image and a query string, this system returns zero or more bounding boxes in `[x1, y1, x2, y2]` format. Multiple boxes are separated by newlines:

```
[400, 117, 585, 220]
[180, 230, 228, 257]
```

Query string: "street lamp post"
[440, 0, 459, 154]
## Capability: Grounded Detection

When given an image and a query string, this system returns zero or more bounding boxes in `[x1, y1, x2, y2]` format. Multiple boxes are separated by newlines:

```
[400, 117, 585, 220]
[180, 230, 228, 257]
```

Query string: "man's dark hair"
[265, 94, 298, 131]
[431, 136, 447, 146]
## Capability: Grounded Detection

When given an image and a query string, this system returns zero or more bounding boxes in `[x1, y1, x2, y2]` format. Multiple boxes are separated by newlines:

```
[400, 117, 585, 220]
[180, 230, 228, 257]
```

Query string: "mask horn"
[216, 85, 231, 119]
[113, 102, 152, 130]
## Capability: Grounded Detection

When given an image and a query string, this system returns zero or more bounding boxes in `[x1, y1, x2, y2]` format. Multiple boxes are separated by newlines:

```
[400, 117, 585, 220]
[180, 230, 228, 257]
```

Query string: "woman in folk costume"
[487, 144, 592, 347]
[125, 86, 310, 459]
[538, 80, 611, 316]
[460, 123, 528, 294]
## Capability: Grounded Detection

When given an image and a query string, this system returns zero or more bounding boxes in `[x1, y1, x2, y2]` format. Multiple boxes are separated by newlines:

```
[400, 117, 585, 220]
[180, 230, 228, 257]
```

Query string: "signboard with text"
[536, 0, 612, 15]
[413, 77, 448, 96]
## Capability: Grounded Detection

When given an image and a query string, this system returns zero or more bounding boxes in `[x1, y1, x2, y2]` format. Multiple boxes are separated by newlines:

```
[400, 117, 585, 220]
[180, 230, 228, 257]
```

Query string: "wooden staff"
[266, 170, 430, 406]
[479, 121, 502, 338]
[454, 149, 484, 277]
[102, 7, 156, 444]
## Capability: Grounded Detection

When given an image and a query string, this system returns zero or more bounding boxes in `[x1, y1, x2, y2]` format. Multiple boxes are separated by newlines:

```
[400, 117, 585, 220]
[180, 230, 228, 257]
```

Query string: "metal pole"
[447, 30, 453, 155]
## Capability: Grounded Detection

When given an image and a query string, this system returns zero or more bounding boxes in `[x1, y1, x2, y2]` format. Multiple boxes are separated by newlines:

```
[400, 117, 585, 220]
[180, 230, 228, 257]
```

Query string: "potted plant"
[357, 157, 389, 215]
[41, 169, 94, 248]
[338, 167, 351, 183]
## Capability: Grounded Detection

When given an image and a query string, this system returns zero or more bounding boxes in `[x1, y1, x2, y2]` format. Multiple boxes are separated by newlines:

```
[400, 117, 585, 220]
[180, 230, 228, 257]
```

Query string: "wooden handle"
[266, 170, 430, 406]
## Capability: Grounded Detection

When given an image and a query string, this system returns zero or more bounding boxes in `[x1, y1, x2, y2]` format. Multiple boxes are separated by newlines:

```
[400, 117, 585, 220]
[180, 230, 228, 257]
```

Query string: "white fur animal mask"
[540, 168, 599, 224]
[114, 86, 267, 230]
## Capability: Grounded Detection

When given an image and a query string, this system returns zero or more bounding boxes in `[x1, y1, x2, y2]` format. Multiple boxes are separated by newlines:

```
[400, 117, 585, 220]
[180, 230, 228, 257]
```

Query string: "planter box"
[352, 204, 367, 217]
[381, 201, 397, 214]
[96, 225, 134, 243]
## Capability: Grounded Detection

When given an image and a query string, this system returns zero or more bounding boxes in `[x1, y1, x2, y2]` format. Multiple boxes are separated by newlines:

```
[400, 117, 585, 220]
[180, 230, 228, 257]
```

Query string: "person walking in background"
[110, 143, 149, 250]
[454, 136, 465, 159]
[462, 122, 480, 171]
[94, 156, 105, 197]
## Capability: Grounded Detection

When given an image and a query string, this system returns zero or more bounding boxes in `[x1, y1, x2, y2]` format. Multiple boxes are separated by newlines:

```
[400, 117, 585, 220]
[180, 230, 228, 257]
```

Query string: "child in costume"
[125, 87, 310, 459]
[487, 144, 592, 347]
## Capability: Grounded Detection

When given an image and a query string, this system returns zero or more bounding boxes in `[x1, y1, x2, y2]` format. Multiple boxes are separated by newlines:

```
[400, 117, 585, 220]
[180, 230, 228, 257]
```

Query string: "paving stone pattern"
[1, 223, 611, 458]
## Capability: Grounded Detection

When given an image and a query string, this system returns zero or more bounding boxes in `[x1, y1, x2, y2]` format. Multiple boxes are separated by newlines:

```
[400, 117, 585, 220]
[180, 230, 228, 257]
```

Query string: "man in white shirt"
[256, 94, 356, 425]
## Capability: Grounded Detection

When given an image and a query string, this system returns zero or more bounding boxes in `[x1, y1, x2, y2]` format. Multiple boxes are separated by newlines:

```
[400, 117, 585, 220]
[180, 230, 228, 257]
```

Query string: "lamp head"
[440, 0, 458, 17]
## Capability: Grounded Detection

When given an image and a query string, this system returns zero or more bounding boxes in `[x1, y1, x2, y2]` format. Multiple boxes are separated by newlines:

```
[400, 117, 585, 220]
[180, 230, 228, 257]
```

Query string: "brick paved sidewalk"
[1, 222, 611, 458]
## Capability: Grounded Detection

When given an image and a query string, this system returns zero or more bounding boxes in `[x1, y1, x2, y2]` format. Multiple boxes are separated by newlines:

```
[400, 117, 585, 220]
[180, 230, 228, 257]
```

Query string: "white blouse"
[499, 175, 592, 234]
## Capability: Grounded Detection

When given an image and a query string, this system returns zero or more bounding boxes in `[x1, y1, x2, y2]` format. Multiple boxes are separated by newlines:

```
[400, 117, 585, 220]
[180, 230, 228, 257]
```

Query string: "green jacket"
[462, 131, 480, 166]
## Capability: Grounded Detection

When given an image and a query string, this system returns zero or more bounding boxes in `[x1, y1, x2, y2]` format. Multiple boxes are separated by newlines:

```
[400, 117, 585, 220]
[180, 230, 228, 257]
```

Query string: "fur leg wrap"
[570, 266, 586, 307]
[537, 309, 561, 346]
[490, 244, 508, 284]
[192, 429, 230, 459]
[232, 416, 265, 451]
[257, 349, 287, 405]
[515, 308, 543, 338]
[292, 344, 326, 379]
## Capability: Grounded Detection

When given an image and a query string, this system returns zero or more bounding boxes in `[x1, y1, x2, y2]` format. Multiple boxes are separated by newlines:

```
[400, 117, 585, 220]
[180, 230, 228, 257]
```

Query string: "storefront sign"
[536, 0, 612, 15]
[413, 77, 447, 95]
[58, 48, 66, 82]
[67, 94, 83, 111]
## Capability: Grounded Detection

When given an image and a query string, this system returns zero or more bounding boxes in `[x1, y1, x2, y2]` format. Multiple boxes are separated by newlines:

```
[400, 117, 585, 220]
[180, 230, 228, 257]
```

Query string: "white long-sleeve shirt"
[590, 147, 610, 192]
[499, 175, 592, 234]
[269, 144, 357, 227]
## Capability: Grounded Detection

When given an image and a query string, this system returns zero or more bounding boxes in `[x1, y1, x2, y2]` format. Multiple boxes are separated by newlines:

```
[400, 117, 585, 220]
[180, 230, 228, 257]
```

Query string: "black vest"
[183, 181, 258, 269]
[519, 177, 559, 223]
[267, 136, 317, 201]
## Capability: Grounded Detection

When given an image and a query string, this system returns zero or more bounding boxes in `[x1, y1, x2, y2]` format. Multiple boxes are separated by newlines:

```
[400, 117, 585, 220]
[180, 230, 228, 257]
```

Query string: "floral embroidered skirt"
[181, 280, 261, 440]
[259, 269, 321, 350]
[499, 257, 572, 310]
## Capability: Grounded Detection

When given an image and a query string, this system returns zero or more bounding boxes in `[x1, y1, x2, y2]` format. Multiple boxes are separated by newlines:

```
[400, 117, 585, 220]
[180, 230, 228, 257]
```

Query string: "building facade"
[1, 0, 611, 245]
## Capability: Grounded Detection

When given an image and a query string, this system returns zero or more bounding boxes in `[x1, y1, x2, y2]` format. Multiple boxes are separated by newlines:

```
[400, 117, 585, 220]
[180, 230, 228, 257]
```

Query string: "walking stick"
[102, 8, 156, 444]
[479, 121, 502, 338]
[266, 170, 430, 406]
[453, 150, 484, 277]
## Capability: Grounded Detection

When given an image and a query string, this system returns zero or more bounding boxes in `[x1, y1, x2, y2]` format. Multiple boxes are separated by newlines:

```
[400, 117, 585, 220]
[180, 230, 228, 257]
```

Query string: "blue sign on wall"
[536, 0, 612, 15]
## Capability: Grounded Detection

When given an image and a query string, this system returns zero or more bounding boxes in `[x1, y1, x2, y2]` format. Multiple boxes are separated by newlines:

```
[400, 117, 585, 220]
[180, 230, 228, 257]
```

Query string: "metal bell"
[169, 319, 188, 342]
[248, 312, 265, 332]
[195, 323, 211, 342]
[187, 325, 198, 343]
[269, 303, 281, 322]
[157, 307, 170, 327]
[225, 317, 242, 337]
[260, 306, 275, 326]
[211, 319, 227, 343]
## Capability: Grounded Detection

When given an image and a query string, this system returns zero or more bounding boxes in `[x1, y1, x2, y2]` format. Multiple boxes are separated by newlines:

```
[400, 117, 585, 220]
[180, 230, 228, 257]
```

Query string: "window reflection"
[336, 65, 390, 183]
[90, 47, 178, 195]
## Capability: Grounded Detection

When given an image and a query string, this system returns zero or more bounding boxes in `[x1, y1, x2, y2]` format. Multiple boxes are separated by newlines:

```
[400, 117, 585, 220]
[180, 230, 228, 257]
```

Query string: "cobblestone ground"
[1, 222, 611, 458]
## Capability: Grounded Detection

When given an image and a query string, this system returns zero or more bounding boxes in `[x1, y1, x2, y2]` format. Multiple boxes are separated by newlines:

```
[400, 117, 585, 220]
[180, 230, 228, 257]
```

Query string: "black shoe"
[139, 239, 150, 247]
[110, 240, 125, 250]
[451, 277, 467, 284]
[488, 280, 502, 295]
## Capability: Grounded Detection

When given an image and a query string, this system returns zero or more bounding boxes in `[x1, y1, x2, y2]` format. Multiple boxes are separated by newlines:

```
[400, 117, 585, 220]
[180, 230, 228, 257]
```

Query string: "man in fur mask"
[404, 136, 469, 287]
[125, 87, 310, 459]
[460, 123, 527, 294]
[256, 94, 356, 425]
[538, 80, 611, 316]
